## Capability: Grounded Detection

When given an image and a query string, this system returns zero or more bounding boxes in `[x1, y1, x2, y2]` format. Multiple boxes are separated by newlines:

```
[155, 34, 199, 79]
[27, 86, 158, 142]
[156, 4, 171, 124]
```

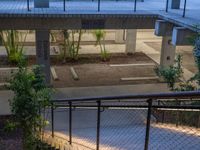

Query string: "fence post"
[63, 0, 66, 11]
[165, 0, 169, 12]
[134, 0, 137, 12]
[96, 101, 101, 150]
[69, 101, 72, 144]
[51, 104, 54, 138]
[144, 99, 152, 150]
[183, 0, 187, 17]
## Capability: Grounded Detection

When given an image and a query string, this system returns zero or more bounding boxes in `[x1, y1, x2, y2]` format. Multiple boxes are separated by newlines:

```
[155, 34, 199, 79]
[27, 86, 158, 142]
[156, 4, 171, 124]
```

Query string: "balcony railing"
[43, 91, 200, 150]
[0, 0, 191, 19]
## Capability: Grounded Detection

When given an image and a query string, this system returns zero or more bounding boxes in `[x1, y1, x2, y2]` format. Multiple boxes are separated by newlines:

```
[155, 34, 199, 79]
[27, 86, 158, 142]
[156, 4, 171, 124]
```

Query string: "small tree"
[60, 30, 82, 62]
[93, 30, 110, 61]
[0, 30, 27, 63]
[155, 54, 183, 91]
[8, 57, 52, 150]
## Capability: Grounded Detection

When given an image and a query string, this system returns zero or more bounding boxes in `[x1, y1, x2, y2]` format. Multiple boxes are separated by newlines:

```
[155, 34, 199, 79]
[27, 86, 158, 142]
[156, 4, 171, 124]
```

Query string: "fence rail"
[43, 91, 200, 150]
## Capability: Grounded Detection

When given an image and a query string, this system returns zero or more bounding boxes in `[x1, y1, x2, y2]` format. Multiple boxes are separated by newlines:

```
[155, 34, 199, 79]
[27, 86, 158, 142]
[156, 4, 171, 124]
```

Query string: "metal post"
[27, 0, 30, 11]
[183, 0, 187, 17]
[98, 0, 100, 12]
[96, 101, 101, 150]
[51, 105, 54, 138]
[69, 101, 72, 144]
[134, 0, 137, 12]
[166, 0, 169, 12]
[144, 99, 152, 150]
[64, 0, 66, 11]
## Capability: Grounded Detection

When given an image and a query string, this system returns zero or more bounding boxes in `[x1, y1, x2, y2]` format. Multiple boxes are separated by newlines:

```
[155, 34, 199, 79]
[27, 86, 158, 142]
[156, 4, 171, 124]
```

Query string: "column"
[35, 30, 51, 85]
[125, 29, 137, 54]
[115, 30, 124, 44]
[160, 36, 176, 67]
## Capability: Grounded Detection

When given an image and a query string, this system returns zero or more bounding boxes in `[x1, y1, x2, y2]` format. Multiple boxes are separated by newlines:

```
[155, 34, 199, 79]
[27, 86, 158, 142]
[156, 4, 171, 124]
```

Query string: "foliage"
[93, 30, 110, 61]
[155, 54, 183, 91]
[8, 57, 52, 150]
[190, 34, 200, 87]
[3, 120, 18, 133]
[0, 30, 27, 63]
[60, 30, 83, 62]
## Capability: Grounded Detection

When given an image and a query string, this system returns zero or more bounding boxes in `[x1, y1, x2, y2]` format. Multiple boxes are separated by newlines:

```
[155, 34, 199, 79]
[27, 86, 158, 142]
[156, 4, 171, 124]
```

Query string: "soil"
[51, 52, 159, 88]
[0, 52, 160, 88]
[0, 116, 22, 150]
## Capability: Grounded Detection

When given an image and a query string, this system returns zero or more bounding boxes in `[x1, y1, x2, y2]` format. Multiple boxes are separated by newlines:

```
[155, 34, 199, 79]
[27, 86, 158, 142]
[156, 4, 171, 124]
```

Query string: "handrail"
[51, 91, 200, 103]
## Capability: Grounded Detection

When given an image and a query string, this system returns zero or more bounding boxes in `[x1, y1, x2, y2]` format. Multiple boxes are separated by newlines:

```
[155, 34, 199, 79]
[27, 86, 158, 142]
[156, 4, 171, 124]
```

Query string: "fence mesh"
[44, 99, 200, 150]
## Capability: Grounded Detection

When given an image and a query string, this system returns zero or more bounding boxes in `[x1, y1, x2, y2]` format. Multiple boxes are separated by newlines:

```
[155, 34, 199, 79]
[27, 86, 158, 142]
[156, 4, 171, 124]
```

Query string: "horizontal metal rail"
[51, 91, 200, 103]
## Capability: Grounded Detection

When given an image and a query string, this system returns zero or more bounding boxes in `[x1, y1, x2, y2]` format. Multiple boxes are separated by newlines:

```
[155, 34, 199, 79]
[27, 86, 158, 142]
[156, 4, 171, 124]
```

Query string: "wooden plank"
[121, 77, 159, 81]
[109, 63, 155, 67]
[51, 67, 59, 81]
[70, 67, 79, 80]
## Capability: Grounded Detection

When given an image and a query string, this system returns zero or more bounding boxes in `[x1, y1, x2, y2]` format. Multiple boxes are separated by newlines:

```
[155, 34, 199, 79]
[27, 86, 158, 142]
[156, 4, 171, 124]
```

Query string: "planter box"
[34, 0, 49, 8]
[169, 0, 181, 9]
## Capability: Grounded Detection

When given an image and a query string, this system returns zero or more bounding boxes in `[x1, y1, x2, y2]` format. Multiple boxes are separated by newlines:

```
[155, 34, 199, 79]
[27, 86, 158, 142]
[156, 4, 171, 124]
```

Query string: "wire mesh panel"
[44, 107, 69, 141]
[72, 107, 97, 149]
[99, 101, 148, 150]
[149, 100, 200, 150]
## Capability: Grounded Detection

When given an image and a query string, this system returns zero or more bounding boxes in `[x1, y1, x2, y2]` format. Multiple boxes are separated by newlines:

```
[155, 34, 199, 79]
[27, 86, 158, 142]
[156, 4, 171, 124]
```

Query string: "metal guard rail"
[46, 91, 200, 150]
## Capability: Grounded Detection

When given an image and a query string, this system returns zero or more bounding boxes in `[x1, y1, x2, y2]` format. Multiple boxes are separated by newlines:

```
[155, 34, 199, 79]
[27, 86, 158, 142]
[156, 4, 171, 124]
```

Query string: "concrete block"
[155, 20, 173, 36]
[70, 67, 79, 80]
[172, 27, 195, 46]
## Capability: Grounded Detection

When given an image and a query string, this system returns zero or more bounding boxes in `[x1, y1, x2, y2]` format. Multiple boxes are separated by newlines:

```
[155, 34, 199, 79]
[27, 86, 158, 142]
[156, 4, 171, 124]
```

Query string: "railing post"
[134, 0, 137, 12]
[98, 0, 100, 12]
[27, 0, 30, 11]
[63, 0, 66, 11]
[96, 101, 101, 150]
[183, 0, 187, 17]
[51, 104, 54, 138]
[69, 101, 72, 144]
[165, 0, 169, 12]
[144, 99, 152, 150]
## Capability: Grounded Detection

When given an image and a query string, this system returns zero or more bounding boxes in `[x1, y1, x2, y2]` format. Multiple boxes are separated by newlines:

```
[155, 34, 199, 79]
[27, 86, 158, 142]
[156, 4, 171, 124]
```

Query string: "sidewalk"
[0, 83, 169, 115]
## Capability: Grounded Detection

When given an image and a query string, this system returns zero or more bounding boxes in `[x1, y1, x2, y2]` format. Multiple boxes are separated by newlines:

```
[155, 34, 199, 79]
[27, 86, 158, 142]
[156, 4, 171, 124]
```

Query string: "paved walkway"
[0, 83, 169, 115]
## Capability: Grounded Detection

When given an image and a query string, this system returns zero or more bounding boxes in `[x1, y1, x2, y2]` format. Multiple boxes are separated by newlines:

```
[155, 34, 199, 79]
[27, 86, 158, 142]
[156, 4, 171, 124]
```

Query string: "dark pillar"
[35, 30, 51, 85]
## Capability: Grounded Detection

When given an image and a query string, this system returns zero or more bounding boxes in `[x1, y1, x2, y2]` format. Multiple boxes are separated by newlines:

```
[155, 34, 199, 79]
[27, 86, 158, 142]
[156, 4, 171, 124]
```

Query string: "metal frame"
[48, 91, 200, 150]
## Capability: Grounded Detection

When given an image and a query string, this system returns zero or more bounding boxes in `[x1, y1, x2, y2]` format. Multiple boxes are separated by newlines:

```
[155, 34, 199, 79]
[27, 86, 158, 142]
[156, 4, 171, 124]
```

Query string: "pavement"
[0, 83, 169, 115]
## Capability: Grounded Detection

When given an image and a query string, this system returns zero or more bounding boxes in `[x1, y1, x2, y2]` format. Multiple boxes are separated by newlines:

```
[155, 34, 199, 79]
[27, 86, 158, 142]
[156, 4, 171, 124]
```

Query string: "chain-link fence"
[44, 95, 200, 150]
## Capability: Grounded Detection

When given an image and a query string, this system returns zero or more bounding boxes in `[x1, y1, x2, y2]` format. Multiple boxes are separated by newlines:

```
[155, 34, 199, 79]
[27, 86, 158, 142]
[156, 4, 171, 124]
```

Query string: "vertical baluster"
[144, 99, 152, 150]
[27, 0, 30, 11]
[69, 101, 72, 144]
[51, 104, 54, 138]
[166, 0, 169, 12]
[134, 0, 137, 12]
[183, 0, 187, 17]
[98, 0, 100, 12]
[96, 101, 101, 150]
[64, 0, 66, 11]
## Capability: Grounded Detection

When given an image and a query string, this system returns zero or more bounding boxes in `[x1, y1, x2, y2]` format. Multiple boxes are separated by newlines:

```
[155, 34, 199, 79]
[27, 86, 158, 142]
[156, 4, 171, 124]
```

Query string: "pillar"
[34, 0, 49, 8]
[35, 30, 51, 85]
[125, 29, 137, 54]
[115, 30, 124, 44]
[160, 36, 176, 67]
